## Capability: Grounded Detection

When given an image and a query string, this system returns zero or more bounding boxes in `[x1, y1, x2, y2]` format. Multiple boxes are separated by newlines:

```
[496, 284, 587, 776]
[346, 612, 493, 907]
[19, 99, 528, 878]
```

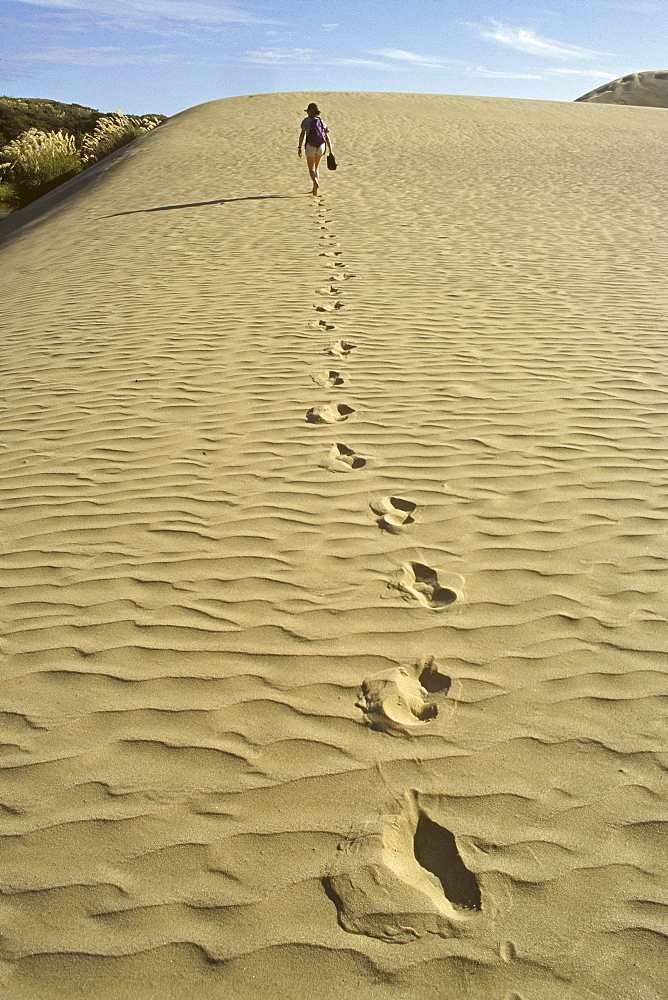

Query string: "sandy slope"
[577, 70, 668, 107]
[1, 91, 668, 1000]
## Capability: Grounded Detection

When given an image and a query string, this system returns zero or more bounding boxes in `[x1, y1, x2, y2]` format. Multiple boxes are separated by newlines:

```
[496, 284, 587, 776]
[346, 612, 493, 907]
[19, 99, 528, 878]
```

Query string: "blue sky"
[0, 0, 665, 116]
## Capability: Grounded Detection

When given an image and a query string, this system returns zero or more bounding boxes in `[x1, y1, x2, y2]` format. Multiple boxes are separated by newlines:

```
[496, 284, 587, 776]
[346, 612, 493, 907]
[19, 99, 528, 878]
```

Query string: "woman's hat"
[305, 102, 321, 114]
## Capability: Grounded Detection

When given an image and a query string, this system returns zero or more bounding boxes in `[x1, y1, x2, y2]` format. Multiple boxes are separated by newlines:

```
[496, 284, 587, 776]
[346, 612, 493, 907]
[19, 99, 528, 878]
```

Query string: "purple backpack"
[306, 116, 327, 147]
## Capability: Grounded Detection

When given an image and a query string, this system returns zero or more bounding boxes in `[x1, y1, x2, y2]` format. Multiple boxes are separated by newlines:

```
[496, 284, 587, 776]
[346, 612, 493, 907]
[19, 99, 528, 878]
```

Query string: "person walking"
[298, 102, 333, 195]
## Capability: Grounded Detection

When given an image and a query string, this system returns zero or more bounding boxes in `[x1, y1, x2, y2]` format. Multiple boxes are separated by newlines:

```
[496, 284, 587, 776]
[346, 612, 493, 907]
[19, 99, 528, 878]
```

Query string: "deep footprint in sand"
[371, 495, 417, 533]
[316, 286, 343, 295]
[323, 442, 366, 472]
[309, 319, 336, 331]
[325, 340, 356, 357]
[325, 790, 482, 942]
[306, 402, 355, 424]
[320, 250, 342, 257]
[398, 562, 462, 610]
[314, 301, 345, 312]
[357, 656, 451, 734]
[311, 369, 349, 388]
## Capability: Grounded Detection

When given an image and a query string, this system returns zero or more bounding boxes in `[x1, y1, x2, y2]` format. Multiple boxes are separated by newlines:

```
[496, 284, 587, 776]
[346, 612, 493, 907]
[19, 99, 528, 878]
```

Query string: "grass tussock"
[0, 111, 162, 210]
[81, 111, 162, 165]
[0, 128, 81, 207]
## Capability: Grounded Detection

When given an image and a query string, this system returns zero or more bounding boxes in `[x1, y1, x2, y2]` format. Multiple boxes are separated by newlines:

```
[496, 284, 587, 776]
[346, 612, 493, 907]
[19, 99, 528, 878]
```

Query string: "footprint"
[325, 340, 356, 357]
[311, 369, 349, 388]
[357, 656, 451, 734]
[306, 402, 355, 424]
[397, 562, 462, 610]
[314, 301, 345, 312]
[413, 809, 482, 911]
[370, 496, 417, 533]
[309, 319, 336, 331]
[323, 442, 366, 472]
[316, 286, 343, 295]
[325, 790, 481, 943]
[320, 250, 342, 257]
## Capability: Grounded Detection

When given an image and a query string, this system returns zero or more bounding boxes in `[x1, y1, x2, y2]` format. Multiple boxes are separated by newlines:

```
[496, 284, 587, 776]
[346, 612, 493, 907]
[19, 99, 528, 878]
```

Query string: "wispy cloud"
[373, 48, 543, 79]
[330, 57, 389, 68]
[238, 47, 388, 69]
[466, 66, 543, 79]
[548, 68, 618, 78]
[7, 0, 280, 28]
[321, 22, 340, 30]
[15, 44, 178, 66]
[374, 47, 447, 70]
[475, 20, 611, 61]
[240, 47, 312, 63]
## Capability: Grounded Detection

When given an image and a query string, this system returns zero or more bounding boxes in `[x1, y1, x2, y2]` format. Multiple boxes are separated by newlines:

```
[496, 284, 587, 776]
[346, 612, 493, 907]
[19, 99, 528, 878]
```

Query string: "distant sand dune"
[1, 91, 668, 1000]
[576, 70, 668, 107]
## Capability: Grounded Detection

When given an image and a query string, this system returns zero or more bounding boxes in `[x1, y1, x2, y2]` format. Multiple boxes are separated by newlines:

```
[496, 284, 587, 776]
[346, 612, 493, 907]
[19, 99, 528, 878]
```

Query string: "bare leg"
[307, 152, 324, 195]
[313, 153, 323, 192]
[306, 154, 318, 194]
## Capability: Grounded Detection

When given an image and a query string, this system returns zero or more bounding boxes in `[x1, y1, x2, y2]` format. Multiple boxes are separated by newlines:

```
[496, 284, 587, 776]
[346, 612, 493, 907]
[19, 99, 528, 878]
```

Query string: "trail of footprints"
[302, 202, 481, 942]
[305, 197, 462, 736]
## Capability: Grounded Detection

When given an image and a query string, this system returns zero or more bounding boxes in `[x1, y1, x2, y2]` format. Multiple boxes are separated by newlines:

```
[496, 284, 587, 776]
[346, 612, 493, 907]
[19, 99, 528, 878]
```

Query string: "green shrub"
[81, 112, 161, 165]
[0, 179, 14, 204]
[0, 96, 105, 147]
[0, 127, 82, 206]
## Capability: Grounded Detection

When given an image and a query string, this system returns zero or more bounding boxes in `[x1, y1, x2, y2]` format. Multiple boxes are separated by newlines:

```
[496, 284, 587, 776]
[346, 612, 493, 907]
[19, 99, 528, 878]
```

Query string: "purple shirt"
[301, 117, 328, 143]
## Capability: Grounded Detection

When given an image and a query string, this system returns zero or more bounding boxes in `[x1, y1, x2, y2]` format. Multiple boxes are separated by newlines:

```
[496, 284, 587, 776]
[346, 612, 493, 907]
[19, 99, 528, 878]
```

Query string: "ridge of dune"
[576, 69, 668, 107]
[1, 91, 668, 1000]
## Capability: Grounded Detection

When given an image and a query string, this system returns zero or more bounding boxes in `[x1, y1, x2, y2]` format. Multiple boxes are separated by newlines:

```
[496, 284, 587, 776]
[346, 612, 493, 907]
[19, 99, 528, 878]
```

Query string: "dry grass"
[0, 114, 162, 209]
[81, 112, 161, 165]
[0, 127, 81, 184]
[0, 128, 82, 207]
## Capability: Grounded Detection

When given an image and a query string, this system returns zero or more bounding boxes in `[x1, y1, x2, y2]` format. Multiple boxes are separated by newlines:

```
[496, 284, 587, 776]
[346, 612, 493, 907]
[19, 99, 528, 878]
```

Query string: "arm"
[325, 129, 333, 154]
[298, 127, 306, 157]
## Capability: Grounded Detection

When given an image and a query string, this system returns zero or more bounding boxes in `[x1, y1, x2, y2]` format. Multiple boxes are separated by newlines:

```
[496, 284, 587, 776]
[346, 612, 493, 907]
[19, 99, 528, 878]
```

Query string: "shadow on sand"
[105, 194, 304, 217]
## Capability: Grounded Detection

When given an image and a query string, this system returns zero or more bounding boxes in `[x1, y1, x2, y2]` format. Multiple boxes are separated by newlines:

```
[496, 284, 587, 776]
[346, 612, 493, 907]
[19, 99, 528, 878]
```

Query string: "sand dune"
[577, 70, 668, 107]
[1, 91, 668, 999]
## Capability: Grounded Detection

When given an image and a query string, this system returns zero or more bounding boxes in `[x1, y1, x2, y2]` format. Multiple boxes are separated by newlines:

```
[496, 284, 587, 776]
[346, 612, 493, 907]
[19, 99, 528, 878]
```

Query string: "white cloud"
[467, 65, 543, 79]
[328, 57, 389, 68]
[549, 68, 618, 78]
[16, 44, 178, 66]
[374, 47, 447, 69]
[238, 47, 388, 69]
[321, 22, 339, 30]
[240, 47, 314, 64]
[475, 20, 611, 61]
[6, 0, 280, 27]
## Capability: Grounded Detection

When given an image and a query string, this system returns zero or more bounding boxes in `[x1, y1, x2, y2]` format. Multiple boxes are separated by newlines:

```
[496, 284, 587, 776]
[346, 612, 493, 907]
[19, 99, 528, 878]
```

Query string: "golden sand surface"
[1, 91, 668, 1000]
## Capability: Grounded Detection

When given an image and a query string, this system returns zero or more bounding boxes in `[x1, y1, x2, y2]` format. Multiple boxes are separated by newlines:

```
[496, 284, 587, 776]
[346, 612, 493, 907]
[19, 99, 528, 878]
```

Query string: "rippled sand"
[1, 91, 667, 1000]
